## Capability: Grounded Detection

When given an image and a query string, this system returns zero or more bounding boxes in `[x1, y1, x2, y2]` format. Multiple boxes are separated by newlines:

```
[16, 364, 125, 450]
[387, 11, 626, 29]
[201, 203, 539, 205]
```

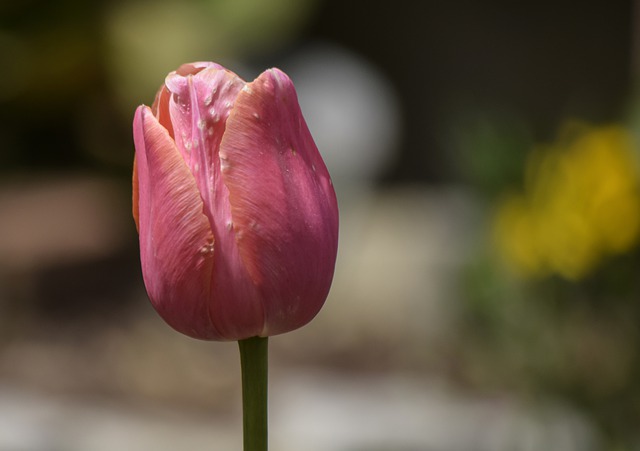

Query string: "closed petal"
[220, 68, 339, 336]
[165, 64, 244, 219]
[151, 84, 173, 139]
[164, 66, 266, 339]
[133, 105, 222, 340]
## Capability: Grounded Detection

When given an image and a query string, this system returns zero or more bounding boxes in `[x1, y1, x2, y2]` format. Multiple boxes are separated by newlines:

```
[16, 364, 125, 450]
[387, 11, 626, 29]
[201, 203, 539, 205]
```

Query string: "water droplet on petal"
[199, 243, 214, 255]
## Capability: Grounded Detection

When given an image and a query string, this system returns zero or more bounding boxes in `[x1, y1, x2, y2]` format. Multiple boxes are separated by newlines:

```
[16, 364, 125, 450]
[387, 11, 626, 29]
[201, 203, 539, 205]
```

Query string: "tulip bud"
[132, 62, 339, 341]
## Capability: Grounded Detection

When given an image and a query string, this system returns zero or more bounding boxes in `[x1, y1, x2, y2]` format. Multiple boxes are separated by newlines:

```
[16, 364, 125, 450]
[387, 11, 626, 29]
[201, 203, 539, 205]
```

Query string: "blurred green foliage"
[0, 0, 318, 172]
[457, 119, 640, 448]
[461, 253, 640, 448]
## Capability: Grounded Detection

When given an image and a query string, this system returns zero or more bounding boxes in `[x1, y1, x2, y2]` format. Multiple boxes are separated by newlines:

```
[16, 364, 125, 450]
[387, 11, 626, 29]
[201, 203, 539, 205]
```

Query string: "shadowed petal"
[220, 68, 339, 336]
[133, 105, 223, 339]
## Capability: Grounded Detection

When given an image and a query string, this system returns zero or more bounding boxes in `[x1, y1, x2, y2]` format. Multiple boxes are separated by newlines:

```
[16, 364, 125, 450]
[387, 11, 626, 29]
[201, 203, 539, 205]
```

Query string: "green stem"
[238, 336, 269, 451]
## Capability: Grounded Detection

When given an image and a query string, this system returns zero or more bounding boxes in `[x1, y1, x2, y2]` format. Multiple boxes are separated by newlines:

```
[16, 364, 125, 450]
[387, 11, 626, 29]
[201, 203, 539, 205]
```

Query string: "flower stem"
[238, 336, 268, 451]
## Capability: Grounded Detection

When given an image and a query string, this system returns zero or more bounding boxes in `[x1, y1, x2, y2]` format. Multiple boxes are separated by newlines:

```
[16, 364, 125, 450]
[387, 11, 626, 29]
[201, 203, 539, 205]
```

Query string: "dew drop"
[197, 118, 206, 130]
[199, 243, 214, 255]
[252, 112, 260, 120]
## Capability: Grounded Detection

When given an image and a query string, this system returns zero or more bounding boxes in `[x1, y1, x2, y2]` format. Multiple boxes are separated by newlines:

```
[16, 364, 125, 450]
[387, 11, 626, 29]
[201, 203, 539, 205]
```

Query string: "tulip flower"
[132, 62, 339, 342]
[133, 62, 339, 451]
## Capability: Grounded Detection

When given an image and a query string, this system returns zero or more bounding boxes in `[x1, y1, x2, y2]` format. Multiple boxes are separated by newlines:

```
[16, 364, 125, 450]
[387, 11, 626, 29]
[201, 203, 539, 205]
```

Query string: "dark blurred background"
[1, 1, 639, 450]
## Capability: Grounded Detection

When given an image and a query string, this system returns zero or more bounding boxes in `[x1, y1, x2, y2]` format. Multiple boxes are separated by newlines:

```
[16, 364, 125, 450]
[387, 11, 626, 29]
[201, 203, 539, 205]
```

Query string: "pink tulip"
[132, 62, 339, 341]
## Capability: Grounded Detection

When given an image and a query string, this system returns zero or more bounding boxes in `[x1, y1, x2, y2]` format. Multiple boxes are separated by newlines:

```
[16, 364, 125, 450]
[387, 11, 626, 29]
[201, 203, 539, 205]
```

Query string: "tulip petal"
[220, 68, 339, 336]
[164, 66, 245, 228]
[162, 67, 268, 339]
[133, 105, 223, 339]
[132, 156, 140, 231]
[151, 84, 173, 139]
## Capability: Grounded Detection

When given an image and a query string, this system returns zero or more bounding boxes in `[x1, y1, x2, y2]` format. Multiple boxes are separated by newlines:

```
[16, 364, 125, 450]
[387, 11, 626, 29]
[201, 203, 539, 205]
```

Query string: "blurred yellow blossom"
[493, 123, 640, 280]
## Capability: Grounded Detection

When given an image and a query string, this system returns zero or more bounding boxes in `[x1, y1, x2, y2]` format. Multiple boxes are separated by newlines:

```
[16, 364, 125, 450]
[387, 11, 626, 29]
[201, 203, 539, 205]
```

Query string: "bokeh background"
[1, 0, 640, 450]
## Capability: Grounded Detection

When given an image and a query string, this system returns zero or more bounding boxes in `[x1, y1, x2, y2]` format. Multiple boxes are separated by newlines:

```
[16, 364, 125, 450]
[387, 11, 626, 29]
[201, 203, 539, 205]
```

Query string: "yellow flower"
[493, 124, 640, 280]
